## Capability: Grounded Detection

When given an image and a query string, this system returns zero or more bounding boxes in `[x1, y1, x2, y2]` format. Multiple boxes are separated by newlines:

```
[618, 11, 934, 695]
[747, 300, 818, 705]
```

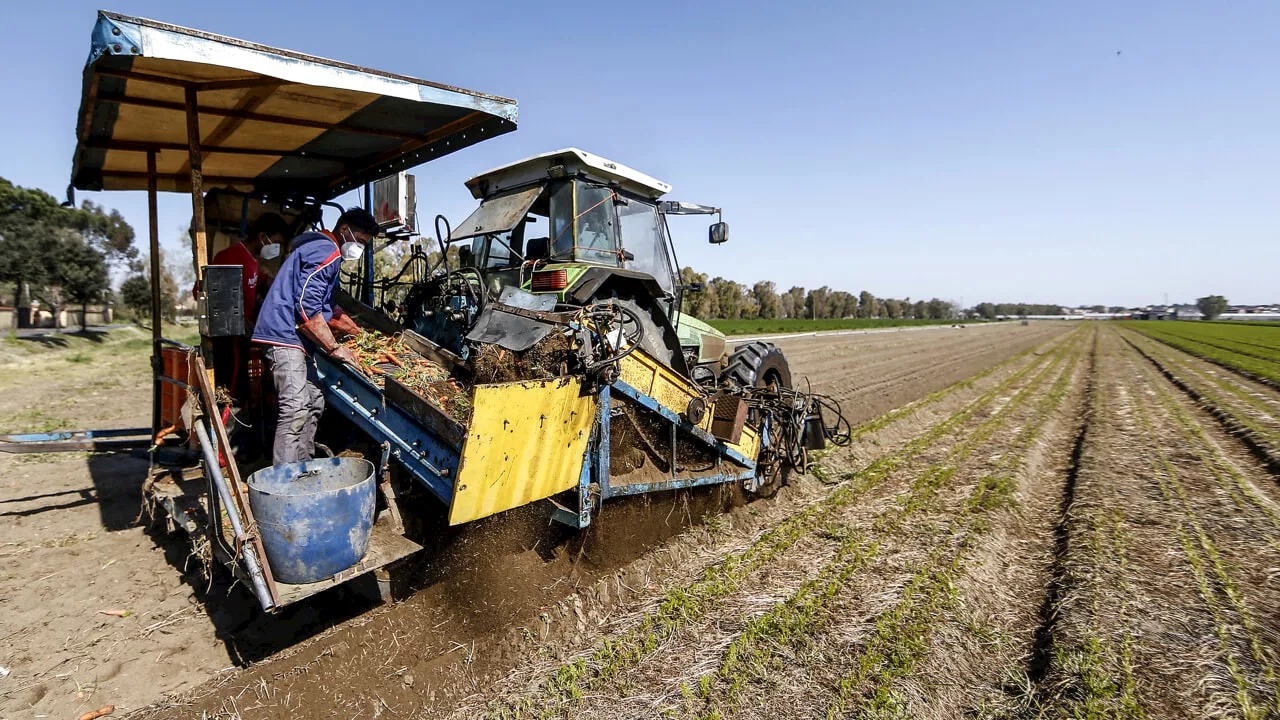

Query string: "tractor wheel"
[723, 342, 793, 498]
[606, 296, 684, 372]
[723, 341, 792, 391]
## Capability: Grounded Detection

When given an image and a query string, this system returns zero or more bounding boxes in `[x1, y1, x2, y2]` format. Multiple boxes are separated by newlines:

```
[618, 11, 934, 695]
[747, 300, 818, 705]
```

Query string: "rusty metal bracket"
[376, 441, 404, 535]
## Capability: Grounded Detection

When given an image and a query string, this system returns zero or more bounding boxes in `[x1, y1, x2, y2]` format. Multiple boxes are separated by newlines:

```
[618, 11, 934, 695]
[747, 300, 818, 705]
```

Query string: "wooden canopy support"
[147, 151, 161, 435]
[185, 89, 216, 387]
[94, 66, 292, 92]
[185, 88, 208, 269]
[101, 170, 261, 186]
[329, 110, 488, 192]
[86, 138, 356, 166]
[97, 91, 422, 141]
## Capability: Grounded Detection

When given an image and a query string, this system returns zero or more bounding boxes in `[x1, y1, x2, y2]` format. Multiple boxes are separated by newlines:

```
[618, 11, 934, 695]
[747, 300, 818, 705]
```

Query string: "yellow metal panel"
[726, 423, 761, 462]
[449, 378, 597, 525]
[615, 348, 760, 463]
[617, 349, 713, 432]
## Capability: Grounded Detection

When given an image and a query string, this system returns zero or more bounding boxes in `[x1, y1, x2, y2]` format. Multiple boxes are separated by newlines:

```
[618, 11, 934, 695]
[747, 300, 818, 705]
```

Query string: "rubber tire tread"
[723, 341, 792, 389]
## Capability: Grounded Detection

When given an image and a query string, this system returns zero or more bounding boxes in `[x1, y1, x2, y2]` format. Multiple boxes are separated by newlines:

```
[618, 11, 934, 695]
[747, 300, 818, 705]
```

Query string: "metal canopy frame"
[67, 8, 519, 417]
[65, 11, 519, 611]
[73, 12, 517, 199]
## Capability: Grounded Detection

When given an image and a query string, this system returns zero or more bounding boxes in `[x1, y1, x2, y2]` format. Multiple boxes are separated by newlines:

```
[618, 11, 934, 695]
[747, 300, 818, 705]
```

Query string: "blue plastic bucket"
[247, 457, 376, 584]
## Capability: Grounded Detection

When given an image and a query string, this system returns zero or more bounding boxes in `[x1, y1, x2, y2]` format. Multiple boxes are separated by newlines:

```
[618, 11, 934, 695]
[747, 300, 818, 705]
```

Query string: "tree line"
[0, 177, 140, 329]
[971, 303, 1067, 319]
[678, 268, 970, 321]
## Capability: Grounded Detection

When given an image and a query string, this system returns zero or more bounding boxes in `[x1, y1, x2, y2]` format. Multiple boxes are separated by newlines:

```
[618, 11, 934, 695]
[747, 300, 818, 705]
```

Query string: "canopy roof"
[464, 148, 671, 201]
[71, 11, 518, 200]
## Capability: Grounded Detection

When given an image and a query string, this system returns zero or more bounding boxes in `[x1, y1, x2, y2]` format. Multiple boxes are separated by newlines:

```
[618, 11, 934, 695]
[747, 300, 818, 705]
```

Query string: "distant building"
[1173, 305, 1203, 321]
[1136, 307, 1174, 320]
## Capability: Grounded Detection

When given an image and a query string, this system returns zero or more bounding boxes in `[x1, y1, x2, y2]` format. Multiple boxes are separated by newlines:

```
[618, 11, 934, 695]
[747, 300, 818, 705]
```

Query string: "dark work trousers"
[264, 345, 324, 464]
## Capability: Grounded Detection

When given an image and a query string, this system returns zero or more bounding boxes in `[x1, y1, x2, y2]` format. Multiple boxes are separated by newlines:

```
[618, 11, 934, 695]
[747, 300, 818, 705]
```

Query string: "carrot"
[79, 705, 115, 720]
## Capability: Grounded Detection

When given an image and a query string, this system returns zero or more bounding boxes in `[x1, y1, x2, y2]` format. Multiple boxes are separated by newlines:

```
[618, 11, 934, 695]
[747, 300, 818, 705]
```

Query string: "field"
[1122, 319, 1280, 385]
[4, 319, 1280, 719]
[708, 317, 968, 336]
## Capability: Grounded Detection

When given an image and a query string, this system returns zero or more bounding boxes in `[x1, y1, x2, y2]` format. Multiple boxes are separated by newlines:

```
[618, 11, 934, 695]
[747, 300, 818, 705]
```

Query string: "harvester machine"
[63, 12, 849, 613]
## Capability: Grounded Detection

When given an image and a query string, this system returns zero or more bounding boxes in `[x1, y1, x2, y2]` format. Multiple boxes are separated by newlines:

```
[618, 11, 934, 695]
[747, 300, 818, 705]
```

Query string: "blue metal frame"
[313, 353, 458, 504]
[610, 381, 756, 469]
[549, 381, 764, 528]
[0, 427, 149, 443]
[312, 353, 765, 530]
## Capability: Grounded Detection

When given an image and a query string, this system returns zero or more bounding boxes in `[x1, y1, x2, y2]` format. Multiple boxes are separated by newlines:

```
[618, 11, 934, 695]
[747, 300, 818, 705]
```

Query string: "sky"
[1, 1, 1277, 307]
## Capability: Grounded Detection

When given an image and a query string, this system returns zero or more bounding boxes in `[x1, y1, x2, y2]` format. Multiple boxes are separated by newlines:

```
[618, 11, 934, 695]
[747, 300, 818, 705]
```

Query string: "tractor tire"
[723, 341, 792, 391]
[606, 296, 686, 374]
[723, 342, 794, 499]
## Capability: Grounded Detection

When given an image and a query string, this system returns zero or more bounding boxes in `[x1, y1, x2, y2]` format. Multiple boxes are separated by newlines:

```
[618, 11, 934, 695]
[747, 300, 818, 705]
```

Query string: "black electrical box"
[201, 265, 244, 337]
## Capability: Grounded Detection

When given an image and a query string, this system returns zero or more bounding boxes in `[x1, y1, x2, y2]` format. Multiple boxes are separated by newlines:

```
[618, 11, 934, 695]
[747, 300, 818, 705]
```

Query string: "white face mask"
[341, 242, 365, 263]
[337, 226, 368, 260]
[260, 242, 281, 260]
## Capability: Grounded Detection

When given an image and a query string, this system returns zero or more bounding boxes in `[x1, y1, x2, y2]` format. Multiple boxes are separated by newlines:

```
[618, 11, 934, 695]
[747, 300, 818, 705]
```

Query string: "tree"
[51, 232, 110, 330]
[75, 200, 137, 270]
[127, 248, 180, 323]
[976, 302, 997, 320]
[783, 286, 806, 318]
[0, 178, 63, 317]
[678, 267, 712, 318]
[751, 281, 779, 319]
[857, 290, 878, 319]
[827, 291, 856, 319]
[0, 177, 132, 328]
[806, 286, 832, 319]
[120, 275, 152, 321]
[1196, 295, 1228, 320]
[883, 299, 903, 319]
[708, 276, 747, 319]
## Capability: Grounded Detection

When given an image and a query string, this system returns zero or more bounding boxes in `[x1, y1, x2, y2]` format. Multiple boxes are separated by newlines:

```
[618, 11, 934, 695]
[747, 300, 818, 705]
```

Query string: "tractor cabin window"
[618, 198, 675, 295]
[552, 181, 620, 266]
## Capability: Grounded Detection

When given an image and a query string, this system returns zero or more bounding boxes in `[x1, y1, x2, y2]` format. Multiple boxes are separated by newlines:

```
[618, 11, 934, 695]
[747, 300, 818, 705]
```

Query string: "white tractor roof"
[464, 148, 672, 200]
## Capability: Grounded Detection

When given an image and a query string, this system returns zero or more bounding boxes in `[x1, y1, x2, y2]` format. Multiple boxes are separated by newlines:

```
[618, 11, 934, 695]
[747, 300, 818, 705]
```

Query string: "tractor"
[31, 11, 848, 613]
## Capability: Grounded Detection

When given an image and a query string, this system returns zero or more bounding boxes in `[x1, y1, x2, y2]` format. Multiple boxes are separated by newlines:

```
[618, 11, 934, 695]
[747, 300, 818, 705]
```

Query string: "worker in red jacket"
[198, 213, 291, 404]
[252, 208, 377, 464]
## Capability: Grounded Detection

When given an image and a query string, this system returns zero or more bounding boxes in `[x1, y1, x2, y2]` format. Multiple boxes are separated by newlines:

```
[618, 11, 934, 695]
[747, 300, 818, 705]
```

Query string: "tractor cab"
[411, 149, 730, 379]
[454, 149, 678, 294]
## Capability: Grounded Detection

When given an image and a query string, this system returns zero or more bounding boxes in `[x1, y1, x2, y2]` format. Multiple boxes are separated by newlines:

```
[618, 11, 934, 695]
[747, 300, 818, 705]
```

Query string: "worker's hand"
[331, 345, 360, 367]
[329, 311, 360, 339]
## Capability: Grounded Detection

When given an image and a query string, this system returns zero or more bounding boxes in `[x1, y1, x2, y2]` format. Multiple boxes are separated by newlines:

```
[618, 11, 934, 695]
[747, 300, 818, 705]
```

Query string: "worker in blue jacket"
[252, 208, 378, 464]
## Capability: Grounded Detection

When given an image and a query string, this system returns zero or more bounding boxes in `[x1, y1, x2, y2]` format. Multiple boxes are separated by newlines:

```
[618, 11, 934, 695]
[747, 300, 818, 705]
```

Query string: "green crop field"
[709, 318, 975, 336]
[1120, 320, 1280, 385]
[1209, 319, 1280, 327]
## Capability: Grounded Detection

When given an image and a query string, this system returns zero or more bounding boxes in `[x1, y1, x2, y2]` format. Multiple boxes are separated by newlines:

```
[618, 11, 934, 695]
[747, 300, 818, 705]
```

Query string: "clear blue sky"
[2, 1, 1277, 307]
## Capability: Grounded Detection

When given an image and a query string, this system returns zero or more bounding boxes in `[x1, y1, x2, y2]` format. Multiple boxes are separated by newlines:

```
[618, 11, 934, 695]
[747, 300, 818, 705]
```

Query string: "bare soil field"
[0, 322, 1067, 719]
[13, 320, 1280, 719]
[31, 320, 1280, 719]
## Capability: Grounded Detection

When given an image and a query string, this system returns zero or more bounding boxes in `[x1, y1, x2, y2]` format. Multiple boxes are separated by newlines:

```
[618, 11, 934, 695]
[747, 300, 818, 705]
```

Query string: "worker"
[195, 213, 290, 406]
[252, 208, 378, 464]
[223, 213, 288, 321]
[192, 213, 288, 320]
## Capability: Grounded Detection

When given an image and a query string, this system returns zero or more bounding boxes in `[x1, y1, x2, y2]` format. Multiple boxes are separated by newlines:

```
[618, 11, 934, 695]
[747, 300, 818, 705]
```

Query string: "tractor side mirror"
[682, 282, 705, 293]
[709, 221, 729, 244]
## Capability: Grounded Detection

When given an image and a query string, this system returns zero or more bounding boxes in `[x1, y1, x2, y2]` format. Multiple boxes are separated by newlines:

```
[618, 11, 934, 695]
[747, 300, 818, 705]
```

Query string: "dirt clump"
[471, 330, 574, 384]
